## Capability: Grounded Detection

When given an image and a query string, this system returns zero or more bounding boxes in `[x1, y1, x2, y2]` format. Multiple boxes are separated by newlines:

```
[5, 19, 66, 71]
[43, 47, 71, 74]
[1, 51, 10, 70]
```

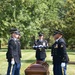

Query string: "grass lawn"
[0, 49, 75, 75]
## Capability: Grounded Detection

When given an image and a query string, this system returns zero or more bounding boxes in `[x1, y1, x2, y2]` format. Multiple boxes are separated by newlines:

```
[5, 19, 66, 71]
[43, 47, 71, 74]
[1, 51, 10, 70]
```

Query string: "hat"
[53, 30, 63, 36]
[38, 32, 43, 36]
[14, 31, 20, 35]
[10, 28, 18, 34]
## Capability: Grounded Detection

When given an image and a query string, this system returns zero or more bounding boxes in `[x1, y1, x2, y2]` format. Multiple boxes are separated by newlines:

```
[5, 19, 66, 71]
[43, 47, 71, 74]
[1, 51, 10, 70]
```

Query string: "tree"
[0, 0, 70, 48]
[62, 0, 75, 47]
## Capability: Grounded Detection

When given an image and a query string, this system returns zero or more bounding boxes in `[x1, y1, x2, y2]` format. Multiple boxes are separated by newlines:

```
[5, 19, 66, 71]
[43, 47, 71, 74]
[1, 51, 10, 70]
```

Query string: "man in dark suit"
[33, 33, 48, 61]
[51, 30, 69, 75]
[6, 29, 21, 75]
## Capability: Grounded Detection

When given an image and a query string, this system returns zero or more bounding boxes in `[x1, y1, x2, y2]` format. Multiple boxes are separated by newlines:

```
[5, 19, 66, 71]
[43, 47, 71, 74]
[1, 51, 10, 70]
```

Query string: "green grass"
[0, 49, 75, 75]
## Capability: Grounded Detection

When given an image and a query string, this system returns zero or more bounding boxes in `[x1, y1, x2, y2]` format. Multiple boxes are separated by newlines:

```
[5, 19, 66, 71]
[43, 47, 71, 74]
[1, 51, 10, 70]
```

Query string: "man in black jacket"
[6, 29, 21, 75]
[51, 30, 69, 75]
[33, 33, 48, 61]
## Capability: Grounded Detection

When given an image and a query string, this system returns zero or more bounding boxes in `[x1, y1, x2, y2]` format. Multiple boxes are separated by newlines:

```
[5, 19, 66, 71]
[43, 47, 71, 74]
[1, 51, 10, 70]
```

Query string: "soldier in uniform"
[51, 30, 69, 75]
[33, 33, 48, 61]
[6, 29, 21, 75]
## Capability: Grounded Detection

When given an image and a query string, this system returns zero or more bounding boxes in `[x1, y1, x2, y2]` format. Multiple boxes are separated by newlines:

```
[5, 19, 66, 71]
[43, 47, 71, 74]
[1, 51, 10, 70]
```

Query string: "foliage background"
[0, 0, 75, 49]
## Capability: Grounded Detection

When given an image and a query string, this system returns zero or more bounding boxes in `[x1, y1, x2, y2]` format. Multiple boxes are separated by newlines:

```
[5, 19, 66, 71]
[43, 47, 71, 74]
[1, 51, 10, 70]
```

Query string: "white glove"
[61, 62, 65, 68]
[11, 58, 15, 65]
[39, 45, 43, 48]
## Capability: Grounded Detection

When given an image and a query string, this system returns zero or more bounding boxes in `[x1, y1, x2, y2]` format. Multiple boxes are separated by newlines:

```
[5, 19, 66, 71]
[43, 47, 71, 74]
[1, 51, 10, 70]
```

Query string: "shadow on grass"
[68, 53, 75, 55]
[0, 49, 34, 52]
[67, 49, 75, 52]
[0, 48, 7, 52]
[21, 59, 52, 64]
[46, 60, 52, 64]
[21, 59, 75, 65]
[21, 59, 35, 63]
[22, 49, 35, 52]
[0, 48, 75, 52]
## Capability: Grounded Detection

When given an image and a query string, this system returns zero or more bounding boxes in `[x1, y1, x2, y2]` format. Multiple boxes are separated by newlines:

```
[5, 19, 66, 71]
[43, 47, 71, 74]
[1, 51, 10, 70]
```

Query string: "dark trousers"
[53, 64, 62, 75]
[7, 61, 21, 75]
[63, 63, 67, 75]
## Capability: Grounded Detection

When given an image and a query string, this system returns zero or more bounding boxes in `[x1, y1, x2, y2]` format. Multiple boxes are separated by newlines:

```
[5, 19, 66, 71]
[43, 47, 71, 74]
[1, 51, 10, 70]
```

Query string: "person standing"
[51, 30, 69, 75]
[6, 29, 21, 75]
[33, 33, 48, 61]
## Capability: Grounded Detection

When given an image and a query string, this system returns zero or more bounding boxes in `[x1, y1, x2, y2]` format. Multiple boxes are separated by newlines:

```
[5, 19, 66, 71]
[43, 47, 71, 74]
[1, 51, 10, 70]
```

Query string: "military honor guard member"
[6, 28, 21, 75]
[33, 33, 48, 61]
[51, 30, 69, 75]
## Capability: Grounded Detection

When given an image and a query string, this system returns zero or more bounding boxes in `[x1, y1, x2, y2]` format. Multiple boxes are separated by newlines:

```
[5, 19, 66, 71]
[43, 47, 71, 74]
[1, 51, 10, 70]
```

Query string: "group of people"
[6, 28, 69, 75]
